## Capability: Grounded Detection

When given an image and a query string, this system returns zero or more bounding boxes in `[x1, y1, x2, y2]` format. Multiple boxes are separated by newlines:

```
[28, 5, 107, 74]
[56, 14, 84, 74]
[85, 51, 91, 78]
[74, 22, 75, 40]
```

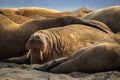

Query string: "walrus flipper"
[78, 18, 108, 33]
[2, 53, 30, 64]
[34, 57, 68, 71]
[56, 16, 108, 33]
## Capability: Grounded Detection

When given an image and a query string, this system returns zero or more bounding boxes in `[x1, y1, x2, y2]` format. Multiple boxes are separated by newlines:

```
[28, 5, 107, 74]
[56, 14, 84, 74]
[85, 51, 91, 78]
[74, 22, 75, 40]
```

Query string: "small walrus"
[6, 22, 113, 64]
[0, 14, 109, 60]
[34, 32, 120, 73]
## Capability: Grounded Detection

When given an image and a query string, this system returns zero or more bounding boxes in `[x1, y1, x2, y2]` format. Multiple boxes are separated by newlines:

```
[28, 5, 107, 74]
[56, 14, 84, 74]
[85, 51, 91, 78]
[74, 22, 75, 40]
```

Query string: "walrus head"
[26, 33, 48, 64]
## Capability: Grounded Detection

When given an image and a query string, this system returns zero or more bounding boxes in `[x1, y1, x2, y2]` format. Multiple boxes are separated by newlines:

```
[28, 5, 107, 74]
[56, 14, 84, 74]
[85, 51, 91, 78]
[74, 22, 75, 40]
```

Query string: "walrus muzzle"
[26, 34, 48, 63]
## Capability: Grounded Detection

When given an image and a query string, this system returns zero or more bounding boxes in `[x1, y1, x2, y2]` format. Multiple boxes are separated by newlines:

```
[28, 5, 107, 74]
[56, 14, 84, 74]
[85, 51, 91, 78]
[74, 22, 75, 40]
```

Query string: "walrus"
[0, 7, 59, 15]
[34, 32, 120, 73]
[70, 7, 93, 17]
[2, 12, 33, 24]
[0, 10, 47, 24]
[82, 6, 120, 33]
[0, 14, 109, 60]
[0, 8, 17, 14]
[5, 7, 70, 18]
[5, 22, 113, 64]
[0, 7, 92, 19]
[15, 7, 93, 18]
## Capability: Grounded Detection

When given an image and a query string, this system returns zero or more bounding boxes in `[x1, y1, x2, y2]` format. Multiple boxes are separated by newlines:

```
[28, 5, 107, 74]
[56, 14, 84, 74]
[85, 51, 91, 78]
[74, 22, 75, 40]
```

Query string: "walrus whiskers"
[40, 50, 43, 60]
[26, 49, 31, 59]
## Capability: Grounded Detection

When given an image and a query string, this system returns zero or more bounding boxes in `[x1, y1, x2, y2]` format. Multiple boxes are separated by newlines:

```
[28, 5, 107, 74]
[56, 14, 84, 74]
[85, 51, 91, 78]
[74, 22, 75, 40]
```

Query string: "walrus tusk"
[26, 49, 31, 59]
[40, 51, 43, 60]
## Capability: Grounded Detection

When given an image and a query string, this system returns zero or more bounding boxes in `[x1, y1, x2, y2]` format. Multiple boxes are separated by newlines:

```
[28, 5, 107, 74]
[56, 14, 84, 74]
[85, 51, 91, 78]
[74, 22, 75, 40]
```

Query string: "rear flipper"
[34, 57, 69, 71]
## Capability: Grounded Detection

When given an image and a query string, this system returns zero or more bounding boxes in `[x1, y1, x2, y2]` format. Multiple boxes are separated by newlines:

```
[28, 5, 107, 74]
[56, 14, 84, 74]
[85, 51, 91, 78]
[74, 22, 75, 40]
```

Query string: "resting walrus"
[5, 22, 113, 64]
[34, 32, 120, 73]
[3, 13, 33, 24]
[0, 14, 109, 60]
[0, 7, 92, 19]
[82, 6, 120, 33]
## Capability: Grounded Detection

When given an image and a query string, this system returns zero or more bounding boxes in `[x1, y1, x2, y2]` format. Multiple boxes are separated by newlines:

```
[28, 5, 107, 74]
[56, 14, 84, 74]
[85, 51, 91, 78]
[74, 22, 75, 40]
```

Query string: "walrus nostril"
[33, 35, 40, 40]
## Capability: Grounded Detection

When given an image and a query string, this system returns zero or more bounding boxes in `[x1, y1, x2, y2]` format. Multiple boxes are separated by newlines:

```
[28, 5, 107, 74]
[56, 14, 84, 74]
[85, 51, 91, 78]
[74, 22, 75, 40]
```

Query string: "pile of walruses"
[0, 6, 120, 73]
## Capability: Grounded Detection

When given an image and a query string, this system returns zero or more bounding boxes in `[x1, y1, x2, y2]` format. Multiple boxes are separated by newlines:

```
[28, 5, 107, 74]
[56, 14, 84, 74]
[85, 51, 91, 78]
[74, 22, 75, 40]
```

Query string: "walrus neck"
[50, 31, 64, 56]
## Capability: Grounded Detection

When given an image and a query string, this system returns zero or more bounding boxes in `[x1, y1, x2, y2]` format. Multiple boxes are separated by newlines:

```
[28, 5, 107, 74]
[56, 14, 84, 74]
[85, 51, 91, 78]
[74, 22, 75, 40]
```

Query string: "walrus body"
[0, 8, 70, 18]
[4, 13, 33, 24]
[27, 24, 112, 64]
[0, 15, 108, 60]
[0, 10, 47, 24]
[82, 6, 120, 33]
[34, 33, 120, 73]
[6, 22, 113, 64]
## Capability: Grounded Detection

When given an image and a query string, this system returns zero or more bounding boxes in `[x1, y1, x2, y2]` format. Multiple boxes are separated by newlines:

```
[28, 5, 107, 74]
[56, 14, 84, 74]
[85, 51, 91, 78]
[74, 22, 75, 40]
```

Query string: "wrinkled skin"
[34, 33, 120, 73]
[0, 14, 109, 61]
[5, 23, 113, 64]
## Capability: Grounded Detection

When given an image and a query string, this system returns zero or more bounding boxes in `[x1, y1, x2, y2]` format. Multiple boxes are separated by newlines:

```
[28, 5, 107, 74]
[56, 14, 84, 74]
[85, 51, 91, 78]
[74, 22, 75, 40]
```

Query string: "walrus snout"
[26, 35, 44, 50]
[26, 34, 48, 62]
[33, 35, 40, 41]
[26, 33, 48, 53]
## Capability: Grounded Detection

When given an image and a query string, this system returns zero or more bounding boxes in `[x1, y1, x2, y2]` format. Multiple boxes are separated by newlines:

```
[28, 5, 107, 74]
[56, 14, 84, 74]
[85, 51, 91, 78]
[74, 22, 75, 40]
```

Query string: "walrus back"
[82, 6, 120, 33]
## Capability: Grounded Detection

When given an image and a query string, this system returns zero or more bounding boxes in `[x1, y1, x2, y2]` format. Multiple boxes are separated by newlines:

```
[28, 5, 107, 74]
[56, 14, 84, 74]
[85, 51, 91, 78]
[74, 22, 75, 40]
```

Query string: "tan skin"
[5, 23, 112, 64]
[0, 14, 109, 61]
[34, 34, 120, 73]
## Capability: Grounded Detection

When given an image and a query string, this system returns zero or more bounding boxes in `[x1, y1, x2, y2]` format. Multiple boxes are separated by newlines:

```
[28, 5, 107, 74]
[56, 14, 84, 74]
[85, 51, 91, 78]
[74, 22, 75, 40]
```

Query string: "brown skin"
[1, 7, 70, 18]
[88, 20, 112, 31]
[6, 22, 113, 64]
[4, 13, 33, 24]
[71, 7, 93, 17]
[15, 8, 60, 18]
[0, 8, 17, 14]
[0, 15, 108, 61]
[34, 33, 120, 73]
[0, 10, 47, 24]
[0, 7, 92, 19]
[82, 6, 120, 33]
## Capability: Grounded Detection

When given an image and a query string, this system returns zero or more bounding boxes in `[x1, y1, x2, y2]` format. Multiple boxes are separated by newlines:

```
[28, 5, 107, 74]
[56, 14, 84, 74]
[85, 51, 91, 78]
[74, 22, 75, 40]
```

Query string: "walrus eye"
[40, 51, 43, 60]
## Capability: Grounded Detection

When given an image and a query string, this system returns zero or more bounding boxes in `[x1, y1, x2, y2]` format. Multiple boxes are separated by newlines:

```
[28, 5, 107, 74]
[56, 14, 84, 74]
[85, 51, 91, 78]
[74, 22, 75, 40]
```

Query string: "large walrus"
[5, 22, 113, 64]
[82, 6, 120, 33]
[0, 14, 109, 60]
[34, 32, 120, 73]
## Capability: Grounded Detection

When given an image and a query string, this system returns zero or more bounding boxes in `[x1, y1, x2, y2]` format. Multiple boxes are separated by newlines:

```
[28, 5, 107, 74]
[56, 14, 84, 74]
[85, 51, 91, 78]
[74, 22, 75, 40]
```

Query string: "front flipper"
[2, 53, 30, 64]
[34, 57, 69, 71]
